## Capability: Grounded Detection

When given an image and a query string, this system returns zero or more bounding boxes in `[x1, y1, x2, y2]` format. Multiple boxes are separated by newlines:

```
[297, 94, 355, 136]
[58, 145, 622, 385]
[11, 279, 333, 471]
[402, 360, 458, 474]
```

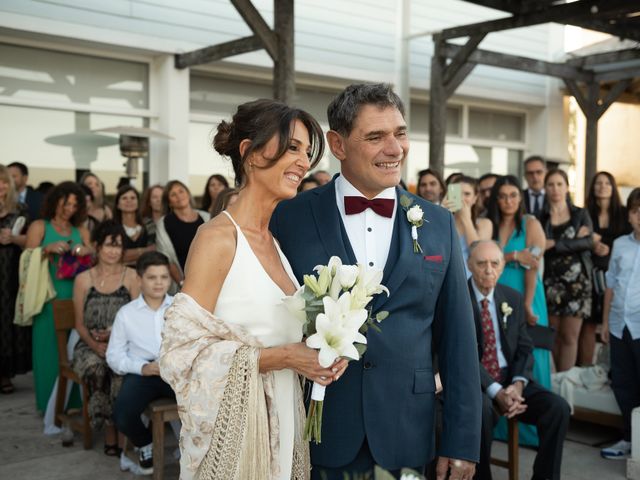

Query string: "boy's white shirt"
[106, 293, 174, 375]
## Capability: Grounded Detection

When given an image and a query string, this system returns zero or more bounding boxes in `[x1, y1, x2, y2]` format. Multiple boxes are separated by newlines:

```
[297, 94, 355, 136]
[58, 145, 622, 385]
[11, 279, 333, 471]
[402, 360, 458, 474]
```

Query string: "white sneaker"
[601, 439, 631, 460]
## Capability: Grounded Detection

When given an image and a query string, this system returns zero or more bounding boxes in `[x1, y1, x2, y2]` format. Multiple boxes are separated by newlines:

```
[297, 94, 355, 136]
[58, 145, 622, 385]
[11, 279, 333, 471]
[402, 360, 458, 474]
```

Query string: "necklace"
[95, 266, 124, 288]
[123, 224, 142, 238]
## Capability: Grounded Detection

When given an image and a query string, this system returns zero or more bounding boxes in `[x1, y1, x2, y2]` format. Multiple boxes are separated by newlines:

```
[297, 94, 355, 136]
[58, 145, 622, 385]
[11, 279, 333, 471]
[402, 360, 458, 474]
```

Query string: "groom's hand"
[436, 457, 475, 480]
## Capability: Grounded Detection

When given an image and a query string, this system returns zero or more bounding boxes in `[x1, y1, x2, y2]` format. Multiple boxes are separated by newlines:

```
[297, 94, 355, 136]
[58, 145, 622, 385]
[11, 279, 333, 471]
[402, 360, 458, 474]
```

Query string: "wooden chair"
[52, 299, 93, 449]
[490, 416, 519, 480]
[147, 398, 180, 480]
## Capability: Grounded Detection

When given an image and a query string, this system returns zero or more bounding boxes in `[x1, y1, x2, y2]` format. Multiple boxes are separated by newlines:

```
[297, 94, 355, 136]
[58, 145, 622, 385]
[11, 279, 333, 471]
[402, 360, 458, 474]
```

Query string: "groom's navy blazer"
[270, 178, 481, 470]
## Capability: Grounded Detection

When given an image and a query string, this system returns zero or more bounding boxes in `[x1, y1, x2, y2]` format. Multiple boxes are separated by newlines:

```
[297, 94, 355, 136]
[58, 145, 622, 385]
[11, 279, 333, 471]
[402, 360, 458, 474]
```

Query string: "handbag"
[526, 324, 556, 351]
[56, 252, 94, 279]
[592, 267, 607, 296]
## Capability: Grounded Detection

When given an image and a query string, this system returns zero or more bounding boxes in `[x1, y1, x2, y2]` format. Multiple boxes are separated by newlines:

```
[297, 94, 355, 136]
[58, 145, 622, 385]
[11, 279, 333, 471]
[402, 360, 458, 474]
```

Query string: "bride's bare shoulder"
[190, 214, 237, 258]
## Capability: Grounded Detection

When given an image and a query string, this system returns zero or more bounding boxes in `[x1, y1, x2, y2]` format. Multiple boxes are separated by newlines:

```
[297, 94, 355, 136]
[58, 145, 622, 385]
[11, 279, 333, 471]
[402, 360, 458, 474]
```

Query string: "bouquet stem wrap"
[304, 383, 326, 444]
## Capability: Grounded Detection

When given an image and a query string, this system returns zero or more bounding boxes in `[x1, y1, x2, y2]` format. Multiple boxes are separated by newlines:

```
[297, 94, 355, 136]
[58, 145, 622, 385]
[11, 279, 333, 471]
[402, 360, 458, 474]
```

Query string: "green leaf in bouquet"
[368, 323, 382, 333]
[355, 343, 367, 357]
[301, 287, 317, 301]
[375, 311, 389, 323]
[399, 194, 413, 208]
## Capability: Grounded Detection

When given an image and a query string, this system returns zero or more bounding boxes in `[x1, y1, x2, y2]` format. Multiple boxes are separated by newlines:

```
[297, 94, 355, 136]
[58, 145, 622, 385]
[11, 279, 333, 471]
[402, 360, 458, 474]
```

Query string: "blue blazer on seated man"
[466, 240, 569, 480]
[270, 83, 481, 479]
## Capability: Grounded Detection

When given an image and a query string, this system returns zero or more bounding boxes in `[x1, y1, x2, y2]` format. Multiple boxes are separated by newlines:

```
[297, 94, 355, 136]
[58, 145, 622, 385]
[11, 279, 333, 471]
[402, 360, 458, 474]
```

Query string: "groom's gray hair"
[327, 83, 405, 136]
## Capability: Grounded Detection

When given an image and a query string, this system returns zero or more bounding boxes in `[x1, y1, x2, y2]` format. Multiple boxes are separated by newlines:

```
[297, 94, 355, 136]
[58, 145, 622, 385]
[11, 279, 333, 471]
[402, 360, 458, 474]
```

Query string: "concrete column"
[149, 54, 190, 185]
[628, 407, 640, 479]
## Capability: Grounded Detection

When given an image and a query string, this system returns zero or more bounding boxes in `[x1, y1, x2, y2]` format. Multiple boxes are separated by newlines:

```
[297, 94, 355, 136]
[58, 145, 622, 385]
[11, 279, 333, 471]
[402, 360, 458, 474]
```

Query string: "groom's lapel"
[310, 180, 357, 265]
[372, 187, 415, 312]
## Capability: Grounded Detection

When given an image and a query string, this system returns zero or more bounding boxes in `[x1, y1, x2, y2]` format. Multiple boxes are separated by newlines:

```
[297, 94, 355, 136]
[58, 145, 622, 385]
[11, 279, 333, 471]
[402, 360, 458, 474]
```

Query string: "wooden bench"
[52, 300, 92, 449]
[146, 398, 180, 480]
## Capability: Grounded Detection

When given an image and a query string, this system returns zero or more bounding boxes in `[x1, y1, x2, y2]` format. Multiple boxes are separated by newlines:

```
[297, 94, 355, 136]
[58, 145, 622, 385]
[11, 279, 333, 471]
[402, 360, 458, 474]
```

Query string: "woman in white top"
[159, 99, 348, 480]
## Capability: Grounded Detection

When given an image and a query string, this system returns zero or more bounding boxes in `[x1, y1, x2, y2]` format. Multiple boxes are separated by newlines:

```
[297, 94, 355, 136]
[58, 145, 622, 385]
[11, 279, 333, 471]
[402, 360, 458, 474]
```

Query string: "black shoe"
[138, 443, 154, 475]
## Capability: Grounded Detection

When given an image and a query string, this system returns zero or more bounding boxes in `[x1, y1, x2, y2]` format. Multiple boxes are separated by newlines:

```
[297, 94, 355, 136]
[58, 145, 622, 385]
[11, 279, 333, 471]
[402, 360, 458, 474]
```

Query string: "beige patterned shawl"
[159, 293, 309, 480]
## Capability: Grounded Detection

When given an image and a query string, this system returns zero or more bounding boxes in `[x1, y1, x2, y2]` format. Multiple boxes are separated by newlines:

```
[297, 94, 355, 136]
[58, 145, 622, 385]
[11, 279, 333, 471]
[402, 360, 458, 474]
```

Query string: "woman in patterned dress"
[72, 220, 139, 455]
[541, 169, 593, 372]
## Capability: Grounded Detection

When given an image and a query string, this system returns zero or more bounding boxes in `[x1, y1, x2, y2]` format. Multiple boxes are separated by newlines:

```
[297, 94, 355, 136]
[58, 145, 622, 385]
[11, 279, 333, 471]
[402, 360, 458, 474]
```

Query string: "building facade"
[0, 0, 567, 193]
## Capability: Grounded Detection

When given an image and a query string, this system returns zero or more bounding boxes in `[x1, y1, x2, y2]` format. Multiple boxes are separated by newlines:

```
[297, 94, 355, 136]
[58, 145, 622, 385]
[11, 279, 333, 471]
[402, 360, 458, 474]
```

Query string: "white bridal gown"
[215, 211, 302, 479]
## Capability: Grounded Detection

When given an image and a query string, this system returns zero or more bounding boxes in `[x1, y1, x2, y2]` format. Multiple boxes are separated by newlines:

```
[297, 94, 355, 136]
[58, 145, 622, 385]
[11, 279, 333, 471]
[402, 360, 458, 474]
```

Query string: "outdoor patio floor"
[0, 373, 628, 480]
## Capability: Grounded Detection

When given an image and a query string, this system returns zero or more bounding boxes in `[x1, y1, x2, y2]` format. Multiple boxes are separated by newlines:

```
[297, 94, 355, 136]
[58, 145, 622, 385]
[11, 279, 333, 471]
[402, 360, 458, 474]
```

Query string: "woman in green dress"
[486, 175, 550, 447]
[25, 181, 92, 412]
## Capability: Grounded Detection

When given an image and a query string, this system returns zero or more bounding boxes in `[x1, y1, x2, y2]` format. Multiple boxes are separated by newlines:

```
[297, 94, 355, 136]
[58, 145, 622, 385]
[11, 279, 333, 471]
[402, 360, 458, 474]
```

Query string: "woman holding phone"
[486, 174, 550, 447]
[443, 176, 492, 277]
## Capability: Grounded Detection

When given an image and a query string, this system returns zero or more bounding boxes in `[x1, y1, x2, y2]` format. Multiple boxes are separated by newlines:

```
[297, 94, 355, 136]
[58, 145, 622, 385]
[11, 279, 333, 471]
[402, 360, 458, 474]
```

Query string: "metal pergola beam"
[566, 48, 640, 68]
[175, 0, 295, 103]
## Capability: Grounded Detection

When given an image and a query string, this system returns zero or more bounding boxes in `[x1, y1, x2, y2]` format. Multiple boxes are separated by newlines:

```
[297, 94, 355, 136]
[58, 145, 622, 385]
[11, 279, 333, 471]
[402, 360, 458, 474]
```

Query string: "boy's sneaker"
[601, 439, 631, 460]
[139, 443, 154, 474]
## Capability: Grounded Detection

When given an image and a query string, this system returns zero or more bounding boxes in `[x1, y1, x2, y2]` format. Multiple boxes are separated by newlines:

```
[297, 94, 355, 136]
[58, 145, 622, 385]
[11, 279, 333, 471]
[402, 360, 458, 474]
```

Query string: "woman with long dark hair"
[25, 181, 93, 412]
[485, 174, 550, 447]
[541, 168, 593, 372]
[113, 185, 156, 267]
[579, 172, 631, 365]
[200, 174, 229, 212]
[155, 181, 210, 291]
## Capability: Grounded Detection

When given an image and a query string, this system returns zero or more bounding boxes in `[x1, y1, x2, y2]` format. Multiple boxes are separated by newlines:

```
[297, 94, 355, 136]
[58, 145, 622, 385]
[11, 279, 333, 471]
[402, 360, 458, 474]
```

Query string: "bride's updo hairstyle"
[213, 99, 325, 187]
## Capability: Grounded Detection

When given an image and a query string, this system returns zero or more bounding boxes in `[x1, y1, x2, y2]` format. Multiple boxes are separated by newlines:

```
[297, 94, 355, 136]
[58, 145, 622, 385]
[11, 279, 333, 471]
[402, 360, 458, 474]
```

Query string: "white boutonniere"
[501, 302, 513, 328]
[400, 195, 427, 253]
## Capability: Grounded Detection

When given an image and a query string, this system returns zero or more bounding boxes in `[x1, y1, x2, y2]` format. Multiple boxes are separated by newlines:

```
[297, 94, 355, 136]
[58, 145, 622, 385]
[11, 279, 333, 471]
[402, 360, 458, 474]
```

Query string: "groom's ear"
[326, 130, 346, 162]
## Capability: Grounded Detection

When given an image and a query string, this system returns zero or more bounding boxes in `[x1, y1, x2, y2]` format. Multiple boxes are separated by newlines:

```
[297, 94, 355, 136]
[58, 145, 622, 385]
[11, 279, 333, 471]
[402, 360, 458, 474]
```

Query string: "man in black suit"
[467, 240, 569, 480]
[7, 162, 42, 220]
[523, 155, 546, 219]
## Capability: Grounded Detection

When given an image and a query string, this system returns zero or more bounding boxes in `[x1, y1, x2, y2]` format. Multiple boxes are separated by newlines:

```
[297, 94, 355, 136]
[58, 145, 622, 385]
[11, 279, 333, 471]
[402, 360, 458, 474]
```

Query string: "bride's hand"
[286, 342, 348, 386]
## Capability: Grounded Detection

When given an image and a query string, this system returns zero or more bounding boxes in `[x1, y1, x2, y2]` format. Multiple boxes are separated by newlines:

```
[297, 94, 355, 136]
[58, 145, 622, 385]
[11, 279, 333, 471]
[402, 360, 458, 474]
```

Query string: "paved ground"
[0, 373, 629, 479]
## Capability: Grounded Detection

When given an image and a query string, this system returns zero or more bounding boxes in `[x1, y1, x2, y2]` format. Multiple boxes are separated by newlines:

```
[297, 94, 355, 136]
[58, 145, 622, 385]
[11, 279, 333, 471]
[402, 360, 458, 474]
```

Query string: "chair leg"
[81, 382, 92, 450]
[54, 376, 67, 428]
[152, 413, 165, 480]
[508, 418, 519, 480]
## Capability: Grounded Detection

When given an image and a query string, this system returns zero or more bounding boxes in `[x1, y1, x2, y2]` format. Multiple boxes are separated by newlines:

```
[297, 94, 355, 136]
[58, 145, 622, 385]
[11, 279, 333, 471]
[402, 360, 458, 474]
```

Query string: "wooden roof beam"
[440, 0, 635, 40]
[175, 35, 263, 69]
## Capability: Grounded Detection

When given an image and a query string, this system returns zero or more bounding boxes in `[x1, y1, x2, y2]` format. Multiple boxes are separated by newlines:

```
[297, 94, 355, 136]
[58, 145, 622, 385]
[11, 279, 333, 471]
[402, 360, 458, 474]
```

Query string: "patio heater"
[93, 126, 173, 187]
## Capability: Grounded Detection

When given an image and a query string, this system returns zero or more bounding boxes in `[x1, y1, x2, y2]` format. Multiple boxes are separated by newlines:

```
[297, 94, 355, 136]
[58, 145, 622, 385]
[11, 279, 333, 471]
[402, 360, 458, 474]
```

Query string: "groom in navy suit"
[270, 84, 481, 479]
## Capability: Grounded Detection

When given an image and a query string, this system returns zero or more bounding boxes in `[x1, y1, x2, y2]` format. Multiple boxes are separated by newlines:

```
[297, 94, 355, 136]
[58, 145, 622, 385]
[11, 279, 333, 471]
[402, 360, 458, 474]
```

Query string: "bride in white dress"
[159, 99, 348, 480]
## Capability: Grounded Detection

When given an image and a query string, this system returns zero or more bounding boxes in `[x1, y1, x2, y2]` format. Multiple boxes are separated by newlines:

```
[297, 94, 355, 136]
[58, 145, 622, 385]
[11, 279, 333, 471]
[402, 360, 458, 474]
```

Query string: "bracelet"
[514, 251, 518, 262]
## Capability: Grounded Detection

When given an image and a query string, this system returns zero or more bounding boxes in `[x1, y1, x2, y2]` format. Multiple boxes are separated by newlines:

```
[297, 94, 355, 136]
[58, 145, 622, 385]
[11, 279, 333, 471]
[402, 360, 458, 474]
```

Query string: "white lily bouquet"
[283, 256, 389, 444]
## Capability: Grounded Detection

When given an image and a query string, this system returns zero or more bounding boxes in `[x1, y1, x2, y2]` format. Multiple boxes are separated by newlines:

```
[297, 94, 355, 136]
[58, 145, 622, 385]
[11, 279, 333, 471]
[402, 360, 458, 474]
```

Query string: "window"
[468, 108, 525, 142]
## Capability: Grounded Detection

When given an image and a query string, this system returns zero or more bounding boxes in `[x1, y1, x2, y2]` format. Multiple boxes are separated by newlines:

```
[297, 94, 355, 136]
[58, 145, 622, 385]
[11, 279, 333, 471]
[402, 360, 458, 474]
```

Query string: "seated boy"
[107, 251, 175, 474]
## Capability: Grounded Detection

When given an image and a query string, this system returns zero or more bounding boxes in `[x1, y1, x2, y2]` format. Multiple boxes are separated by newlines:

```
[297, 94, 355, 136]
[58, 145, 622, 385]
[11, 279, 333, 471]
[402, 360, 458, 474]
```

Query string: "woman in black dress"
[113, 185, 156, 267]
[155, 180, 209, 291]
[0, 165, 30, 393]
[542, 168, 593, 371]
[578, 171, 631, 365]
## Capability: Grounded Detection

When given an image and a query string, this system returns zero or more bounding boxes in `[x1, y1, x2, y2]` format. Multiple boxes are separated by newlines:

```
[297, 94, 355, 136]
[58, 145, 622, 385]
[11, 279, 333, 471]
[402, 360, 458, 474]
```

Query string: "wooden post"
[274, 0, 294, 103]
[429, 35, 447, 175]
[584, 81, 599, 196]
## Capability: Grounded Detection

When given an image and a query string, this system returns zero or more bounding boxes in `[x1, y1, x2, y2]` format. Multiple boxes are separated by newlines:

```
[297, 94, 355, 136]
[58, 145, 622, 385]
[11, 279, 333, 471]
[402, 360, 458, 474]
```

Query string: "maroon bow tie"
[344, 196, 395, 218]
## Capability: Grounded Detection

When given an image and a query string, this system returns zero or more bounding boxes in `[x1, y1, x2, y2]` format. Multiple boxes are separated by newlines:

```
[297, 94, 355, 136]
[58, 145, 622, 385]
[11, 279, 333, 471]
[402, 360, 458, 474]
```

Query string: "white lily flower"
[282, 287, 306, 323]
[349, 283, 373, 310]
[337, 265, 359, 290]
[306, 294, 368, 367]
[314, 256, 342, 276]
[356, 263, 390, 297]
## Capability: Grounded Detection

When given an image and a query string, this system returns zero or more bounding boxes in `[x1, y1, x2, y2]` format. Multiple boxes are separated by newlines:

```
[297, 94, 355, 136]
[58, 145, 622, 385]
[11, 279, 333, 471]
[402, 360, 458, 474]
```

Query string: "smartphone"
[11, 216, 25, 236]
[446, 183, 463, 212]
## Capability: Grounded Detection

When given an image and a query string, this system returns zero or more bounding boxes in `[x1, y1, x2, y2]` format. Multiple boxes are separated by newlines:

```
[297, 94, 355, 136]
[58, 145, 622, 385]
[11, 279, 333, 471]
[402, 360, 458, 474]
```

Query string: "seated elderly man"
[467, 240, 570, 480]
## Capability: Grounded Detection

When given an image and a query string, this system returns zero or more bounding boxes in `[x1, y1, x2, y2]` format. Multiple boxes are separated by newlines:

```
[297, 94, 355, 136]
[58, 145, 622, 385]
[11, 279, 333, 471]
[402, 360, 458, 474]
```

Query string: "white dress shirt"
[106, 294, 173, 375]
[606, 233, 640, 339]
[335, 174, 396, 270]
[471, 280, 528, 398]
[17, 188, 27, 204]
[528, 188, 545, 214]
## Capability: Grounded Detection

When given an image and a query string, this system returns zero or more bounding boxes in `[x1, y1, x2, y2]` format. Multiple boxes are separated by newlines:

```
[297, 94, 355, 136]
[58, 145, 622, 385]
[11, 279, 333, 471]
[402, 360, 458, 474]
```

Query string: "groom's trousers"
[311, 438, 425, 480]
